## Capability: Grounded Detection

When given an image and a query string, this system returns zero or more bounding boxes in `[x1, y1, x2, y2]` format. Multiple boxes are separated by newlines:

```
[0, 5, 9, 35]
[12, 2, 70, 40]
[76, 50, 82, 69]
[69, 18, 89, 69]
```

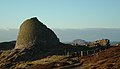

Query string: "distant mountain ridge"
[0, 28, 120, 42]
[54, 28, 120, 42]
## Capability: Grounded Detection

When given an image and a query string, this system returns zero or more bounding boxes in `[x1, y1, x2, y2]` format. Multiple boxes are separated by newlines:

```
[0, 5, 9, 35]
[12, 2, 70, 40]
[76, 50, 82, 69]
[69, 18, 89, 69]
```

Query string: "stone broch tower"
[15, 17, 59, 50]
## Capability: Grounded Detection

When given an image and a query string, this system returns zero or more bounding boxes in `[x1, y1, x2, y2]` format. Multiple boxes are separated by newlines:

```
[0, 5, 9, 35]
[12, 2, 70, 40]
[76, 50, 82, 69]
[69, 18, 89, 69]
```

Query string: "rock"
[0, 17, 60, 67]
[71, 39, 88, 46]
[15, 17, 59, 50]
[89, 39, 110, 47]
[11, 17, 60, 61]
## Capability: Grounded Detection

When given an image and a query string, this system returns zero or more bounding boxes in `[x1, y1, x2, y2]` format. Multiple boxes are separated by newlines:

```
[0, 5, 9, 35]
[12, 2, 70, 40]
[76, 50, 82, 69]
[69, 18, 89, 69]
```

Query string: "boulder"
[89, 39, 110, 47]
[15, 17, 59, 50]
[0, 17, 60, 66]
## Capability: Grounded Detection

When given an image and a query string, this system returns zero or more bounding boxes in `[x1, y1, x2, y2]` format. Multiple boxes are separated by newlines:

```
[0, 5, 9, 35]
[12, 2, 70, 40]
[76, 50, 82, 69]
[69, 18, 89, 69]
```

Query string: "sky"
[0, 0, 120, 29]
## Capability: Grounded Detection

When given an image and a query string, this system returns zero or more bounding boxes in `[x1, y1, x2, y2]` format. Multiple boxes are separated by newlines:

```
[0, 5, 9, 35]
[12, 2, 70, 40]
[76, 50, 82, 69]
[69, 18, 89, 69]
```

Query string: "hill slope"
[78, 46, 120, 69]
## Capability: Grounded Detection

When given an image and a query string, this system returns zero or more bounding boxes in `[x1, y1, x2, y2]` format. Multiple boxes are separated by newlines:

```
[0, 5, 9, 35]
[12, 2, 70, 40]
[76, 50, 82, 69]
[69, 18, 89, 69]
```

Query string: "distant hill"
[0, 28, 120, 42]
[71, 39, 88, 46]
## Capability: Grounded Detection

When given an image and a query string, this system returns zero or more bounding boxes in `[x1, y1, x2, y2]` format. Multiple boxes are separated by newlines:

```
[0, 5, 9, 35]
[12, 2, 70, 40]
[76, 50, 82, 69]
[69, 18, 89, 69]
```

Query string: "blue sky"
[0, 0, 120, 29]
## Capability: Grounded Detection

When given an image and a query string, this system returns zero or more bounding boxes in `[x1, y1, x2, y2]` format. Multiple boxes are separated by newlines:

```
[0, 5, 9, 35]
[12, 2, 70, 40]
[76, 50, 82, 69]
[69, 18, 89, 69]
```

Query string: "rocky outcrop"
[89, 39, 110, 47]
[0, 17, 61, 68]
[15, 17, 59, 50]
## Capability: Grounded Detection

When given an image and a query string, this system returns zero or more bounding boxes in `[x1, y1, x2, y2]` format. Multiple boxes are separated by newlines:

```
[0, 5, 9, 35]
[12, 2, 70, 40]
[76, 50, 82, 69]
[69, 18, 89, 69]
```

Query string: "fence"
[64, 47, 108, 57]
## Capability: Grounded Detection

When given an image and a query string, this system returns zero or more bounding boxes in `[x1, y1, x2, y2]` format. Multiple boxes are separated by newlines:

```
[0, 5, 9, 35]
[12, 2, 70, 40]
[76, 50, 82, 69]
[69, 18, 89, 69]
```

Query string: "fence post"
[64, 50, 66, 56]
[77, 51, 80, 58]
[78, 51, 80, 56]
[67, 51, 70, 57]
[94, 50, 96, 54]
[81, 51, 83, 56]
[87, 50, 89, 55]
[75, 52, 77, 56]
